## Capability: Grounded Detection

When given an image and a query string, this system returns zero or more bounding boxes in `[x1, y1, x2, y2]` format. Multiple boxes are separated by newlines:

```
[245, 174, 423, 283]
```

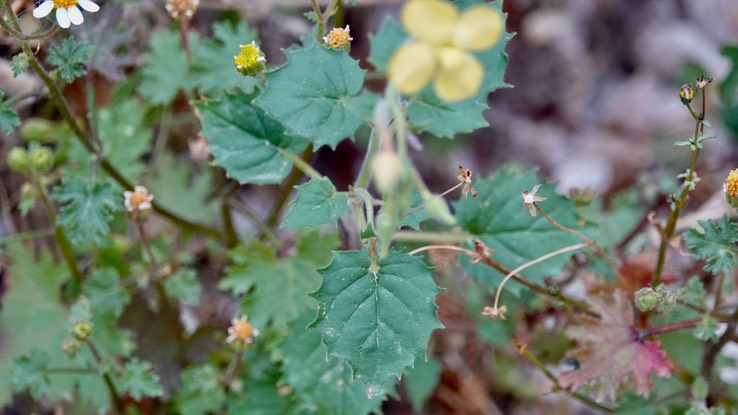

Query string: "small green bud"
[680, 84, 694, 105]
[634, 287, 657, 312]
[371, 151, 403, 194]
[71, 320, 94, 341]
[7, 147, 29, 173]
[62, 338, 82, 357]
[30, 146, 54, 173]
[424, 195, 456, 226]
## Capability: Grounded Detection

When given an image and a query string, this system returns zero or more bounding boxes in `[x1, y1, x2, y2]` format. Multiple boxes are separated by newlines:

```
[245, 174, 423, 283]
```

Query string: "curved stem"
[279, 147, 322, 180]
[266, 147, 314, 228]
[86, 341, 124, 412]
[639, 318, 701, 338]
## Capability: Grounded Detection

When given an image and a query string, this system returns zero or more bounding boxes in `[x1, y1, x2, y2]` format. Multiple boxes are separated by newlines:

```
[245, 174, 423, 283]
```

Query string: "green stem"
[279, 148, 322, 180]
[31, 175, 83, 285]
[266, 147, 314, 228]
[392, 230, 471, 244]
[653, 93, 706, 285]
[0, 2, 60, 40]
[229, 198, 281, 248]
[86, 341, 124, 413]
[354, 127, 381, 189]
[212, 167, 238, 248]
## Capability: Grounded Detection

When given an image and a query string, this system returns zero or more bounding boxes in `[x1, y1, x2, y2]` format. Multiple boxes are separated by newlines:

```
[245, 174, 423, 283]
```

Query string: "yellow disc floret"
[54, 0, 78, 8]
[323, 25, 353, 50]
[234, 41, 266, 77]
[725, 169, 738, 209]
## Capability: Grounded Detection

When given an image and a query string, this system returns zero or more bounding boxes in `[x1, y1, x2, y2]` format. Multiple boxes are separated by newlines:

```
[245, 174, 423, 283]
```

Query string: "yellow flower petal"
[388, 41, 436, 95]
[453, 6, 504, 51]
[433, 52, 484, 102]
[401, 0, 458, 45]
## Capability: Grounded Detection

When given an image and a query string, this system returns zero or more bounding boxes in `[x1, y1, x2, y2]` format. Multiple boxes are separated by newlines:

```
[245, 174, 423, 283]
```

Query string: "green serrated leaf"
[139, 30, 190, 105]
[282, 315, 383, 414]
[164, 268, 202, 305]
[10, 349, 50, 398]
[368, 16, 406, 72]
[295, 229, 341, 268]
[282, 178, 349, 229]
[310, 250, 443, 397]
[196, 90, 309, 184]
[174, 364, 226, 415]
[0, 89, 21, 135]
[684, 215, 738, 275]
[226, 366, 301, 415]
[254, 44, 366, 149]
[82, 268, 130, 317]
[51, 176, 122, 247]
[190, 20, 258, 96]
[119, 358, 164, 401]
[453, 168, 582, 294]
[407, 90, 489, 138]
[48, 37, 93, 83]
[219, 240, 323, 330]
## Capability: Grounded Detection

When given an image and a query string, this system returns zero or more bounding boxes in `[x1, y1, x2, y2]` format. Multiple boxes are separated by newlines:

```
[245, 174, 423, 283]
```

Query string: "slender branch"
[279, 147, 322, 180]
[535, 204, 623, 282]
[136, 220, 159, 270]
[403, 182, 463, 218]
[31, 175, 83, 284]
[639, 318, 701, 338]
[519, 345, 614, 413]
[0, 228, 56, 247]
[17, 28, 222, 240]
[230, 198, 281, 248]
[393, 230, 471, 244]
[86, 341, 124, 412]
[654, 85, 709, 284]
[266, 147, 314, 228]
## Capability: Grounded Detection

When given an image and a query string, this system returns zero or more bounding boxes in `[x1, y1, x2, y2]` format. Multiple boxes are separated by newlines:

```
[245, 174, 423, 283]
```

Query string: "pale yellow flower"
[226, 315, 259, 344]
[323, 25, 353, 49]
[388, 0, 504, 102]
[124, 186, 154, 213]
[234, 41, 266, 77]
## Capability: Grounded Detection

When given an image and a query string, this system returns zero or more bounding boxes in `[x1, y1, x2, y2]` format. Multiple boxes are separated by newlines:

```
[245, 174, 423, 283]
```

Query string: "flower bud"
[7, 147, 29, 173]
[423, 194, 456, 225]
[634, 287, 657, 312]
[71, 320, 94, 341]
[62, 338, 82, 357]
[680, 84, 694, 105]
[30, 146, 54, 173]
[371, 152, 403, 194]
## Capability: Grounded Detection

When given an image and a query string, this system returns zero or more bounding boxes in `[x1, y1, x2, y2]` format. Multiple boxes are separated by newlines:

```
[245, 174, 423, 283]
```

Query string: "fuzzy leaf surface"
[368, 16, 405, 72]
[219, 232, 338, 330]
[48, 37, 92, 83]
[559, 290, 672, 401]
[0, 89, 20, 135]
[174, 364, 226, 415]
[51, 176, 122, 247]
[138, 30, 189, 105]
[82, 268, 130, 318]
[163, 268, 202, 306]
[310, 250, 443, 397]
[282, 178, 348, 229]
[282, 315, 383, 414]
[254, 45, 366, 149]
[119, 358, 164, 401]
[684, 215, 738, 275]
[407, 90, 489, 138]
[196, 90, 308, 184]
[453, 168, 582, 294]
[9, 349, 50, 398]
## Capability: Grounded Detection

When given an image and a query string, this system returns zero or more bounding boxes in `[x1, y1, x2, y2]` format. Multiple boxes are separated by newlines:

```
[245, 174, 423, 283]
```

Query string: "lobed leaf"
[684, 215, 738, 275]
[48, 37, 93, 83]
[0, 89, 21, 135]
[119, 358, 164, 401]
[163, 268, 202, 306]
[82, 268, 130, 318]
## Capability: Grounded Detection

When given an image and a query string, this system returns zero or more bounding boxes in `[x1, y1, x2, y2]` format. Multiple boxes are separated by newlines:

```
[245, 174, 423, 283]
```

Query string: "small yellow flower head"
[234, 41, 266, 77]
[680, 84, 694, 105]
[323, 25, 353, 50]
[33, 0, 100, 29]
[724, 169, 738, 208]
[227, 315, 260, 344]
[522, 184, 546, 217]
[124, 185, 154, 213]
[388, 0, 504, 102]
[165, 0, 199, 21]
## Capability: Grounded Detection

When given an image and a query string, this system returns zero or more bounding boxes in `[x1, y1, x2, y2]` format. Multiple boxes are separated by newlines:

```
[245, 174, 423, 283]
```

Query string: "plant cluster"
[1, 0, 738, 414]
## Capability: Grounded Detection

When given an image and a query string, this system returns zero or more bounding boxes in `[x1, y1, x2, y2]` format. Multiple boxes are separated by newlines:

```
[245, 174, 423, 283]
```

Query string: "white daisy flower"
[124, 186, 154, 213]
[33, 0, 100, 29]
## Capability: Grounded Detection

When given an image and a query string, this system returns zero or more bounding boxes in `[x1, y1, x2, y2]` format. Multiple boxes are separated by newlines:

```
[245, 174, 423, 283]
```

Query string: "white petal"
[56, 8, 70, 28]
[32, 1, 54, 18]
[77, 0, 100, 13]
[67, 6, 84, 26]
